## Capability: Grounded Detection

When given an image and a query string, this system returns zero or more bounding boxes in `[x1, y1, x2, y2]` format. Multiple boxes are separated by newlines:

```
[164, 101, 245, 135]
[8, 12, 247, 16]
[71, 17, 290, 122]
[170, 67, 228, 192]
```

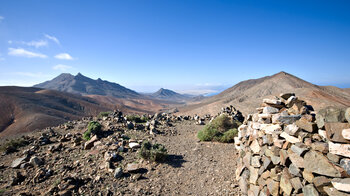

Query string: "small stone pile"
[221, 105, 245, 123]
[234, 93, 350, 196]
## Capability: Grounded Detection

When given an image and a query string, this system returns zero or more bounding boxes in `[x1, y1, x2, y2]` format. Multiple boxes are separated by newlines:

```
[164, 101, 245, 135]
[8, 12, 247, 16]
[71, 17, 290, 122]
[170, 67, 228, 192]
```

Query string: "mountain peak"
[33, 73, 139, 98]
[272, 71, 291, 77]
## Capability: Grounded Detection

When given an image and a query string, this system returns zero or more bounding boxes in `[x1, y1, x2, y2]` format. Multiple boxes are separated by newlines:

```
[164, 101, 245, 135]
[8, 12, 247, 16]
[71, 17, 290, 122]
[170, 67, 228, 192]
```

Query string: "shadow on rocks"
[165, 154, 186, 168]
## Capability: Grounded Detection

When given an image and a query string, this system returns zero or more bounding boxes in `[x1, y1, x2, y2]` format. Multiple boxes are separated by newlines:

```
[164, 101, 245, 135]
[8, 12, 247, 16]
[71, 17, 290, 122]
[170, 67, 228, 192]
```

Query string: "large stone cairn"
[234, 93, 350, 196]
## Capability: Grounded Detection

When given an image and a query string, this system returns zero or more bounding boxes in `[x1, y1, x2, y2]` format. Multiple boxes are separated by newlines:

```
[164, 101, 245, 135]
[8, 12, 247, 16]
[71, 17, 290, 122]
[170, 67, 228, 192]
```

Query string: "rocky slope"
[179, 71, 350, 116]
[0, 111, 240, 195]
[34, 73, 140, 99]
[0, 87, 114, 138]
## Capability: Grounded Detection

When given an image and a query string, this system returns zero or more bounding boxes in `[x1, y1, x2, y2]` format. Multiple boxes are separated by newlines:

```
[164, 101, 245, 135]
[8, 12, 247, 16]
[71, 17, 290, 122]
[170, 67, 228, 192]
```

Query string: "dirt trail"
[141, 121, 240, 195]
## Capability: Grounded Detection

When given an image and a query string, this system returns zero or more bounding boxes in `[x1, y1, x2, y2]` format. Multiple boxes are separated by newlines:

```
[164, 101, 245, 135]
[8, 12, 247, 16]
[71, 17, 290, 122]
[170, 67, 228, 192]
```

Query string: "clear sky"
[0, 0, 350, 94]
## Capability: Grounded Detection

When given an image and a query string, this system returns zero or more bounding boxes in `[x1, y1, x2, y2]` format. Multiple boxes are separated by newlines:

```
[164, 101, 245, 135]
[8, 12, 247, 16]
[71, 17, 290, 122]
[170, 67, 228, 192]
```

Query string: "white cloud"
[8, 40, 48, 48]
[54, 53, 74, 60]
[26, 40, 48, 48]
[8, 48, 47, 58]
[53, 64, 72, 71]
[0, 16, 4, 22]
[44, 34, 60, 45]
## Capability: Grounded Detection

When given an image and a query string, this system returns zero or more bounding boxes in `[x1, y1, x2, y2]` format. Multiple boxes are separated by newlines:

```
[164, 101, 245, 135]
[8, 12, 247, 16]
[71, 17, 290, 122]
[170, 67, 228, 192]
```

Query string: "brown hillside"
[0, 87, 114, 138]
[178, 71, 350, 115]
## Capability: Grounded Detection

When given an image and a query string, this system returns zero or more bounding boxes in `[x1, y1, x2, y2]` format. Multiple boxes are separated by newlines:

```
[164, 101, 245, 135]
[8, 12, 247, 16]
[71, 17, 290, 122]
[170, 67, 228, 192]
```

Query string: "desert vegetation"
[0, 138, 28, 153]
[83, 121, 102, 140]
[139, 140, 168, 162]
[197, 114, 240, 143]
[126, 114, 149, 123]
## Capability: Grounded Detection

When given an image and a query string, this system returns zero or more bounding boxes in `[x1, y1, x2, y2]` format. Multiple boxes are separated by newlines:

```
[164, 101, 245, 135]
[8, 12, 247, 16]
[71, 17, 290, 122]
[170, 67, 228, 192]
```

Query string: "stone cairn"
[234, 93, 350, 196]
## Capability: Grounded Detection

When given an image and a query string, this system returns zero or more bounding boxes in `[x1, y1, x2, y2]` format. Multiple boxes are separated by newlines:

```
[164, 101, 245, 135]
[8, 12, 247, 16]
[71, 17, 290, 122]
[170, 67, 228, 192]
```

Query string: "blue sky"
[0, 0, 350, 94]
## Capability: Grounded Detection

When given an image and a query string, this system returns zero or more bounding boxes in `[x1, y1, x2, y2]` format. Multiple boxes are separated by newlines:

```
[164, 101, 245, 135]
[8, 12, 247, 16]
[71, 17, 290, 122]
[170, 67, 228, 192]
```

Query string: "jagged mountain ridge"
[179, 71, 350, 115]
[34, 73, 140, 98]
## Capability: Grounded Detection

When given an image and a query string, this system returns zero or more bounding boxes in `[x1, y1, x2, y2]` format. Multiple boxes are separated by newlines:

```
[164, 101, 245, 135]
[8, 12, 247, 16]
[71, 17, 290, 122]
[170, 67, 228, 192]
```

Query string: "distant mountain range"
[34, 73, 140, 98]
[2, 71, 350, 138]
[179, 71, 350, 115]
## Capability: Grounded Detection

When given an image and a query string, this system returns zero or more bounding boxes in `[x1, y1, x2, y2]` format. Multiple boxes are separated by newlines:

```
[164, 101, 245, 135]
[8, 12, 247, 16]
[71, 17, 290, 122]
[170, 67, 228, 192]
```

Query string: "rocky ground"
[0, 111, 240, 196]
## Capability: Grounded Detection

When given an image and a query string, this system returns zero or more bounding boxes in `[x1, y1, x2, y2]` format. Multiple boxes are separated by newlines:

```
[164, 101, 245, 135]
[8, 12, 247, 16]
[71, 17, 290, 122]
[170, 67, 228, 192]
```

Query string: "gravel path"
[145, 121, 240, 195]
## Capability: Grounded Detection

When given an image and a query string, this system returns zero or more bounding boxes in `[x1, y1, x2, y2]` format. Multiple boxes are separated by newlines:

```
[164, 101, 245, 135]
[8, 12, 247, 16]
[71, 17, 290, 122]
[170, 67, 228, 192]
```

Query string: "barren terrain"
[0, 115, 240, 195]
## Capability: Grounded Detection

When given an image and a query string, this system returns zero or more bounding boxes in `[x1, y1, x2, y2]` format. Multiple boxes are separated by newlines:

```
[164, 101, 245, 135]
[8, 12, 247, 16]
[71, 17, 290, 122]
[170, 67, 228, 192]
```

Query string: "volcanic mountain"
[179, 71, 350, 115]
[0, 86, 117, 138]
[149, 88, 192, 102]
[34, 73, 140, 98]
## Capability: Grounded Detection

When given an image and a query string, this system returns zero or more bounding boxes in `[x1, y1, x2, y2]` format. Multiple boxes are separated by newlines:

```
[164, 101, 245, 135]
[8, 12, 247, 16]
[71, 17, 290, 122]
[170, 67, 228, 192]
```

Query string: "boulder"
[331, 178, 350, 193]
[277, 115, 301, 124]
[129, 142, 140, 149]
[263, 98, 282, 106]
[266, 178, 279, 196]
[285, 96, 297, 108]
[323, 186, 349, 196]
[126, 163, 139, 173]
[84, 135, 99, 150]
[329, 142, 350, 158]
[263, 107, 279, 114]
[342, 129, 350, 140]
[302, 184, 319, 196]
[280, 132, 300, 143]
[284, 124, 299, 136]
[340, 158, 350, 175]
[316, 107, 347, 129]
[250, 139, 261, 154]
[280, 93, 295, 100]
[296, 118, 318, 133]
[325, 123, 350, 143]
[287, 148, 304, 168]
[313, 176, 331, 194]
[114, 167, 123, 178]
[290, 177, 303, 192]
[304, 150, 342, 177]
[29, 156, 43, 166]
[346, 107, 350, 123]
[11, 156, 27, 168]
[280, 169, 293, 195]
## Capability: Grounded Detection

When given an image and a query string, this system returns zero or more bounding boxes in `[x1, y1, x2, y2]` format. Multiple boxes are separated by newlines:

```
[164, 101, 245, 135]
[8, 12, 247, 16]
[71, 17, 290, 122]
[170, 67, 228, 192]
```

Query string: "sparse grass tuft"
[139, 141, 167, 162]
[0, 138, 29, 153]
[197, 114, 240, 143]
[83, 121, 102, 140]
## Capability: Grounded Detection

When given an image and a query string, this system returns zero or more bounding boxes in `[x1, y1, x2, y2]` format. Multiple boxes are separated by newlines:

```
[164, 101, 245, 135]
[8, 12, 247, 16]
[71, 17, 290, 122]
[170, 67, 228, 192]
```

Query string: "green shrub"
[127, 114, 148, 123]
[0, 138, 28, 153]
[219, 128, 238, 143]
[139, 141, 167, 162]
[98, 111, 111, 118]
[83, 121, 102, 140]
[197, 114, 240, 143]
[197, 125, 220, 141]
